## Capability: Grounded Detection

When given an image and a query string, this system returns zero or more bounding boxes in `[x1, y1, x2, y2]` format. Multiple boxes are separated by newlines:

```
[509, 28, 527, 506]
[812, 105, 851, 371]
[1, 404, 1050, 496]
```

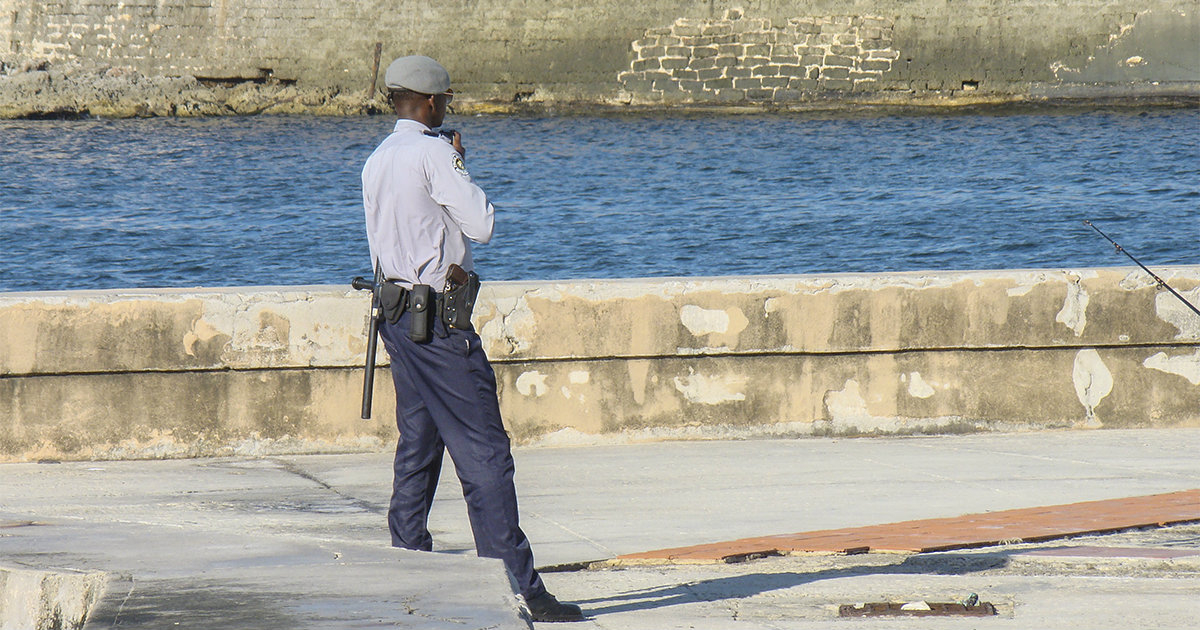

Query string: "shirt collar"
[393, 118, 431, 133]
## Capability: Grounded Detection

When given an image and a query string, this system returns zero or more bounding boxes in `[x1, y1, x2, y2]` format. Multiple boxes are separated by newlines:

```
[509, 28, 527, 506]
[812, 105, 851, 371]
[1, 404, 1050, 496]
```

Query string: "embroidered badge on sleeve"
[452, 155, 469, 177]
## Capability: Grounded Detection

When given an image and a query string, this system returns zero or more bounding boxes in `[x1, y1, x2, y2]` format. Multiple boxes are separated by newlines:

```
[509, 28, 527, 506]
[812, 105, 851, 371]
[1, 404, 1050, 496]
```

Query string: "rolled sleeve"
[425, 145, 495, 244]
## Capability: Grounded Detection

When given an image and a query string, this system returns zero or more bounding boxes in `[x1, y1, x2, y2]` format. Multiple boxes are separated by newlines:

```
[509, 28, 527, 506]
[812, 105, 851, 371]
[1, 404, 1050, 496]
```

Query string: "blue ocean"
[0, 107, 1196, 293]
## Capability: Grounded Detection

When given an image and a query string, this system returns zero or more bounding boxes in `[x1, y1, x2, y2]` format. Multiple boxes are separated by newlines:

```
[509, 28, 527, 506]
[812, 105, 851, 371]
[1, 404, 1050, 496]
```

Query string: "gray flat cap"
[384, 55, 451, 94]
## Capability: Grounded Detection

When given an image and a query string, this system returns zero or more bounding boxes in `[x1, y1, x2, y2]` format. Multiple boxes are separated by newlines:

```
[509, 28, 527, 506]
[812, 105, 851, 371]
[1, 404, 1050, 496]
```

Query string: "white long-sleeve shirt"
[362, 119, 495, 289]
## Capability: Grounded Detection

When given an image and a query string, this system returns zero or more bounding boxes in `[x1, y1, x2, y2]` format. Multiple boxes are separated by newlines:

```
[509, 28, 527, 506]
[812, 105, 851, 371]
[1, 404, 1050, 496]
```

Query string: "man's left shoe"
[526, 592, 585, 622]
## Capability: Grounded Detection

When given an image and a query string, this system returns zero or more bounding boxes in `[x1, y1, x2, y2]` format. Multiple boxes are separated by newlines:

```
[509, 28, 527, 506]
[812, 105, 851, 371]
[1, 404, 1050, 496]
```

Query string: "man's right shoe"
[526, 591, 584, 622]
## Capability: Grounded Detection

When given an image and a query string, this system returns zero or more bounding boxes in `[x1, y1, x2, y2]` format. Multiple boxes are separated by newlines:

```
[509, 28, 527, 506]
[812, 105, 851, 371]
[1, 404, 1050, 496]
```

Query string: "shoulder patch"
[452, 154, 469, 177]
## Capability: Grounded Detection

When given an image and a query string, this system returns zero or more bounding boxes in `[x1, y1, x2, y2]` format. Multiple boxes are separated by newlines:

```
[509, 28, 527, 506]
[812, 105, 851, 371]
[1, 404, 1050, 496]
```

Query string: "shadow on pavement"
[574, 551, 1010, 616]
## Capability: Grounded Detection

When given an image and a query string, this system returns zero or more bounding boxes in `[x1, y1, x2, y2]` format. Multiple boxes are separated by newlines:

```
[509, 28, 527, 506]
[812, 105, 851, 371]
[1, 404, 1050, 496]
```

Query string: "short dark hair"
[388, 88, 428, 106]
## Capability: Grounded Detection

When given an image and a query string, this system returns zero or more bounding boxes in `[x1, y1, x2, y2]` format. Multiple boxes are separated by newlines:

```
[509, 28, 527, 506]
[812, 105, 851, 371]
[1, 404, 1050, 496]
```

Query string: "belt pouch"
[379, 283, 407, 324]
[442, 271, 481, 330]
[407, 285, 433, 343]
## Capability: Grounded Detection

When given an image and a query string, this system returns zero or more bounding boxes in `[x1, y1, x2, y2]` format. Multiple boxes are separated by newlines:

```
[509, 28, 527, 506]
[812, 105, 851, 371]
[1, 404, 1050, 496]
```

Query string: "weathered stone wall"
[0, 0, 1197, 117]
[2, 268, 1198, 462]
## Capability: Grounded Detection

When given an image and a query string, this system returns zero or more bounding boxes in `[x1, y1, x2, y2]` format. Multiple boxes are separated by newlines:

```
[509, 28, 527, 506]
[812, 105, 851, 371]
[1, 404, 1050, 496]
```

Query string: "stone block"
[718, 43, 743, 56]
[632, 58, 661, 72]
[692, 45, 718, 59]
[862, 59, 892, 72]
[745, 87, 774, 100]
[680, 36, 713, 47]
[701, 23, 731, 36]
[800, 54, 825, 66]
[661, 57, 690, 70]
[751, 64, 781, 77]
[745, 44, 770, 57]
[712, 88, 746, 101]
[788, 77, 819, 90]
[774, 88, 803, 100]
[821, 78, 853, 90]
[678, 79, 706, 92]
[666, 46, 691, 57]
[743, 55, 770, 66]
[825, 53, 858, 68]
[733, 76, 763, 89]
[703, 77, 733, 89]
[821, 66, 851, 79]
[640, 46, 666, 58]
[714, 56, 738, 67]
[690, 57, 716, 70]
[760, 76, 789, 87]
[725, 67, 752, 78]
[697, 67, 723, 80]
[778, 64, 804, 77]
[771, 55, 799, 65]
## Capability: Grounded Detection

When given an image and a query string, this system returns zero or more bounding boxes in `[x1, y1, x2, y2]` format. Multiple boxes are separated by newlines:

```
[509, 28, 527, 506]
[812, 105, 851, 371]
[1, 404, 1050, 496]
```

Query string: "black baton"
[351, 264, 384, 419]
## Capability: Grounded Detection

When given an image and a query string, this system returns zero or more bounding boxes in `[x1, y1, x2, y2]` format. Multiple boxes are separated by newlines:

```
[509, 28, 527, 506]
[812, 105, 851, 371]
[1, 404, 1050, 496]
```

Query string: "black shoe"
[526, 592, 584, 622]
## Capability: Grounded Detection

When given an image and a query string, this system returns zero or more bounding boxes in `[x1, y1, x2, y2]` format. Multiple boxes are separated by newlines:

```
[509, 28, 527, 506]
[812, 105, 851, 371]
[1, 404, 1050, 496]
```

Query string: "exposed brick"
[660, 57, 690, 70]
[824, 55, 856, 68]
[744, 44, 770, 57]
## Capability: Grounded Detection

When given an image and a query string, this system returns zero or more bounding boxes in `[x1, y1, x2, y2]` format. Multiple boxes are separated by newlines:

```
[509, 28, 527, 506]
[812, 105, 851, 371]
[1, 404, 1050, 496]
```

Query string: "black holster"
[379, 283, 407, 325]
[407, 285, 434, 343]
[442, 271, 481, 331]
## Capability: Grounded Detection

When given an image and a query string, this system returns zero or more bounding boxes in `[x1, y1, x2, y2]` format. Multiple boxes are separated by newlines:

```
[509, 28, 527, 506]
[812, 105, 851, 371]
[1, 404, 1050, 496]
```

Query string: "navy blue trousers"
[378, 310, 545, 599]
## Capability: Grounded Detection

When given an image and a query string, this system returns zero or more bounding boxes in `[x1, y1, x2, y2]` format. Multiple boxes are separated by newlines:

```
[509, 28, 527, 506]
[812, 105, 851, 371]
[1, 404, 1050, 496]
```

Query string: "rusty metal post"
[366, 42, 383, 98]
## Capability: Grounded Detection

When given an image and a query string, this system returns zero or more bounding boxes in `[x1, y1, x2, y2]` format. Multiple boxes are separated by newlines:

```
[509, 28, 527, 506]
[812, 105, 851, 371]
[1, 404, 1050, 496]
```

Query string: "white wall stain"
[823, 379, 901, 432]
[672, 367, 747, 404]
[1156, 289, 1200, 340]
[1072, 349, 1113, 427]
[1056, 277, 1090, 337]
[1143, 350, 1200, 385]
[680, 304, 731, 336]
[568, 370, 590, 384]
[906, 371, 936, 398]
[183, 318, 223, 357]
[515, 370, 548, 397]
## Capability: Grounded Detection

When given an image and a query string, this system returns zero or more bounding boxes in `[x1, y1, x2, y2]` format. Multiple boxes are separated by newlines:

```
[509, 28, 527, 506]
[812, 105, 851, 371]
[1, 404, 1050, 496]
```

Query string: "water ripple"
[0, 109, 1197, 292]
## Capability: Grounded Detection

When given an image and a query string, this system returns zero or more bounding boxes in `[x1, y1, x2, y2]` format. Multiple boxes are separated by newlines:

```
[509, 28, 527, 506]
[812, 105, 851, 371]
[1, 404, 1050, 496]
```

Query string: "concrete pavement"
[2, 428, 1200, 628]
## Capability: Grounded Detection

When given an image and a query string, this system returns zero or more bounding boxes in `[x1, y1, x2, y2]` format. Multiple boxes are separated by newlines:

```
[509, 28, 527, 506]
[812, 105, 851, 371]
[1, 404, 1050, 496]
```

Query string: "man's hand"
[450, 131, 466, 159]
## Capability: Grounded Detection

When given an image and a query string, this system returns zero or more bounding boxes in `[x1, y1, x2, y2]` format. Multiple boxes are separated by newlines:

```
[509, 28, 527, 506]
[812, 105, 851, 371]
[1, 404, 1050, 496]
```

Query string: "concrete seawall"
[0, 0, 1197, 117]
[2, 267, 1199, 462]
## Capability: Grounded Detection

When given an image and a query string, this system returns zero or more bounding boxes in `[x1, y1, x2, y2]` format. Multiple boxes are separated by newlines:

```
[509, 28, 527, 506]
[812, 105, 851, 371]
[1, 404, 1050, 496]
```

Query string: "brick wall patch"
[618, 10, 899, 102]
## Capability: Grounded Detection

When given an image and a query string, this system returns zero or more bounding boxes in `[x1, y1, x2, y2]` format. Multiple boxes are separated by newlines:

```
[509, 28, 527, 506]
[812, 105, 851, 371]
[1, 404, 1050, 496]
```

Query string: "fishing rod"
[1083, 220, 1200, 318]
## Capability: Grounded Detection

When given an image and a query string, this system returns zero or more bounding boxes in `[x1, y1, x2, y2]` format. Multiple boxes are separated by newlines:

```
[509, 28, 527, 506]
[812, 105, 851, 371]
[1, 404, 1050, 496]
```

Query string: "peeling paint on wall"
[672, 367, 747, 404]
[1056, 276, 1090, 337]
[680, 304, 731, 336]
[516, 370, 548, 397]
[1156, 289, 1200, 340]
[1073, 349, 1113, 426]
[1144, 350, 1200, 385]
[904, 371, 936, 398]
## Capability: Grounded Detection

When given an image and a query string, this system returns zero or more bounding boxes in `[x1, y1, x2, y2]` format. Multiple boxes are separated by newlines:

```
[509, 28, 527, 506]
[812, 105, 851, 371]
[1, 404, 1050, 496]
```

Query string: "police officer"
[361, 55, 583, 623]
